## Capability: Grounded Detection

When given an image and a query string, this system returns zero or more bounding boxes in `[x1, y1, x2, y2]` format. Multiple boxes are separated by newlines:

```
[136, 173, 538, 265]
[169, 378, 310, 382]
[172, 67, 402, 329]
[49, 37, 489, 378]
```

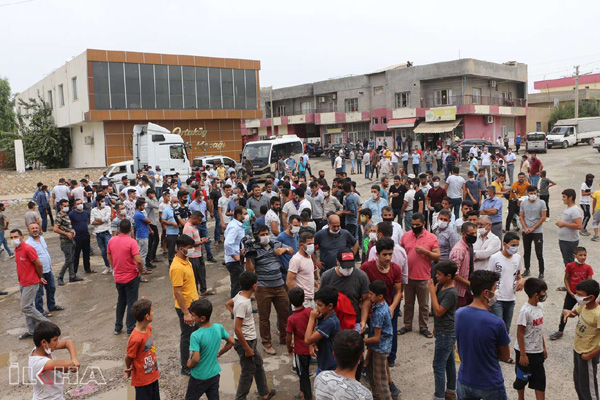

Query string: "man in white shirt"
[481, 148, 492, 183]
[469, 144, 479, 159]
[391, 150, 400, 175]
[70, 181, 86, 203]
[444, 167, 466, 220]
[363, 151, 371, 180]
[400, 178, 416, 232]
[505, 148, 517, 185]
[473, 215, 501, 271]
[334, 154, 343, 173]
[218, 184, 233, 231]
[265, 197, 281, 239]
[90, 194, 113, 274]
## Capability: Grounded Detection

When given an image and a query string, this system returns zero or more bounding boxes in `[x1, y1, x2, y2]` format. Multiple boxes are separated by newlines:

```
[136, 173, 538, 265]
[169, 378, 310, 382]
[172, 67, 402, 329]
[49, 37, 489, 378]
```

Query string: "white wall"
[69, 121, 106, 168]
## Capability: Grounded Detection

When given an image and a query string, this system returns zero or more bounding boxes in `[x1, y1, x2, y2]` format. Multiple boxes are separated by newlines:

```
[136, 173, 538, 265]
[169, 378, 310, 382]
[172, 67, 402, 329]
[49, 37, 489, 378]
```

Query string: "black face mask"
[383, 217, 394, 222]
[412, 225, 423, 235]
[319, 175, 325, 179]
[466, 234, 477, 245]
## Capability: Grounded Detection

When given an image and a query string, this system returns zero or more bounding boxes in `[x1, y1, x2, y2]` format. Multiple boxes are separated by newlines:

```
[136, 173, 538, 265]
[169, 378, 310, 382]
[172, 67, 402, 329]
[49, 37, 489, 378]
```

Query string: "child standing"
[225, 271, 276, 400]
[286, 287, 313, 400]
[364, 280, 393, 400]
[305, 285, 341, 373]
[185, 299, 235, 400]
[428, 261, 459, 400]
[550, 247, 593, 341]
[562, 279, 600, 400]
[513, 278, 548, 400]
[29, 322, 80, 400]
[538, 171, 555, 219]
[125, 298, 160, 400]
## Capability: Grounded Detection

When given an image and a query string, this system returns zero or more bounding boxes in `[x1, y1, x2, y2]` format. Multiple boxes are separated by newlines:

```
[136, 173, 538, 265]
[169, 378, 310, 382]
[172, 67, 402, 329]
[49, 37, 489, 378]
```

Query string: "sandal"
[262, 389, 276, 400]
[398, 327, 411, 335]
[201, 289, 216, 296]
[419, 329, 433, 338]
[503, 358, 515, 364]
[263, 346, 276, 355]
[557, 286, 567, 291]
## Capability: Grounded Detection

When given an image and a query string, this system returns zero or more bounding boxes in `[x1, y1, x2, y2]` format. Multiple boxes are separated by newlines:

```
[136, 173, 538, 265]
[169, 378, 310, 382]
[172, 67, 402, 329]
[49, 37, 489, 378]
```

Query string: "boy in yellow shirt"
[590, 189, 600, 241]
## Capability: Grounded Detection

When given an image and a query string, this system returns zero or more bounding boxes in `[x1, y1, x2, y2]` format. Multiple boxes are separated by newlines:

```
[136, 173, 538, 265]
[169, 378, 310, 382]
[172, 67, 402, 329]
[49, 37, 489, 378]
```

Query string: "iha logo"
[9, 363, 107, 386]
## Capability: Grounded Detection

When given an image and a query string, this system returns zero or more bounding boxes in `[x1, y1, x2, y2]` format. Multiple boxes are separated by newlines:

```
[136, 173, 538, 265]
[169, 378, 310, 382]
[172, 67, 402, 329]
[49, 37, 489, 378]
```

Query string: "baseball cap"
[337, 248, 355, 269]
[407, 174, 415, 179]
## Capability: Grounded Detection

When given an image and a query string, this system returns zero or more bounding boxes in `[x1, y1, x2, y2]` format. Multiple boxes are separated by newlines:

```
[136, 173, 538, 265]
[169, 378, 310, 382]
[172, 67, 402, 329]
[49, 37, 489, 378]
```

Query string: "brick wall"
[0, 167, 105, 197]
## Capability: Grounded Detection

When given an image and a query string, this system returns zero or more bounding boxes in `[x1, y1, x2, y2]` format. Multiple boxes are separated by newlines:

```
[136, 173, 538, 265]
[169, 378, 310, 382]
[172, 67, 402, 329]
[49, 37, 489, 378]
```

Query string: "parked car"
[306, 142, 324, 157]
[191, 155, 243, 174]
[451, 139, 507, 160]
[525, 132, 547, 153]
[327, 143, 357, 158]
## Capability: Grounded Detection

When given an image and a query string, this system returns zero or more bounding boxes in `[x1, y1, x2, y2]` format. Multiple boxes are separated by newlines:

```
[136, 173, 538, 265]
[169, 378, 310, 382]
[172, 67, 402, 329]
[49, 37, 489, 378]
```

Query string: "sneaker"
[581, 229, 591, 236]
[592, 235, 600, 242]
[549, 331, 563, 340]
[9, 254, 15, 258]
[388, 360, 395, 368]
[445, 392, 457, 400]
[181, 368, 191, 376]
[58, 278, 65, 286]
[101, 267, 112, 275]
[113, 330, 122, 335]
[538, 273, 545, 280]
[389, 382, 402, 397]
[522, 269, 530, 277]
[19, 332, 33, 340]
[69, 276, 84, 283]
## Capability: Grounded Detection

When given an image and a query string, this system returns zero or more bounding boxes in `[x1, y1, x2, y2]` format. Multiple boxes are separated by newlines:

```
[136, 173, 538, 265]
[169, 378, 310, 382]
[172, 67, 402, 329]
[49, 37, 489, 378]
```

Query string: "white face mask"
[259, 236, 270, 245]
[369, 232, 378, 241]
[324, 192, 330, 197]
[485, 291, 497, 307]
[339, 266, 353, 276]
[371, 193, 378, 200]
[469, 178, 475, 182]
[528, 194, 537, 201]
[304, 244, 315, 255]
[438, 221, 448, 230]
[329, 228, 340, 236]
[478, 227, 488, 236]
[62, 206, 69, 212]
[575, 259, 585, 265]
[291, 226, 300, 234]
[433, 181, 440, 187]
[76, 204, 83, 211]
[12, 238, 21, 247]
[575, 294, 593, 306]
[181, 248, 188, 256]
[243, 215, 250, 223]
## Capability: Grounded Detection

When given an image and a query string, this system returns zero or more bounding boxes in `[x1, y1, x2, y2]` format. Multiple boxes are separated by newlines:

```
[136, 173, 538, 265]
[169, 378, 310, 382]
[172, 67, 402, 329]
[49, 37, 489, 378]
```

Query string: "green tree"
[16, 97, 71, 168]
[548, 100, 600, 128]
[0, 77, 15, 132]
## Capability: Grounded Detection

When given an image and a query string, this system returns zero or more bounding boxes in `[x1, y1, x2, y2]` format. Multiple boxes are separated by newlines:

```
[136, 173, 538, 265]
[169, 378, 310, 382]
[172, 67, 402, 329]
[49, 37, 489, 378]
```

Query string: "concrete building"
[527, 73, 600, 133]
[16, 49, 261, 168]
[242, 58, 527, 149]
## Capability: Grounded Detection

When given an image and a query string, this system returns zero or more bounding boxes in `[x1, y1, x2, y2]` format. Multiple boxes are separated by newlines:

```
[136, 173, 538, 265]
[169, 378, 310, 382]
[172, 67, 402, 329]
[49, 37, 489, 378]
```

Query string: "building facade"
[16, 49, 261, 168]
[242, 59, 527, 149]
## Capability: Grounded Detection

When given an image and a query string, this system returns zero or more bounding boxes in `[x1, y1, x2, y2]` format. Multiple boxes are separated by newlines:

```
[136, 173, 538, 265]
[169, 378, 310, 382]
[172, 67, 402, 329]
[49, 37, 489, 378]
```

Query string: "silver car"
[525, 132, 547, 153]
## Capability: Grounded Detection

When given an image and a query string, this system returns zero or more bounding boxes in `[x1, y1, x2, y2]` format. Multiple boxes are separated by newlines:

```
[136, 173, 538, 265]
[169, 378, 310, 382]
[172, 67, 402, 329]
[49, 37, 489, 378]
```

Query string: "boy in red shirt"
[125, 298, 160, 399]
[286, 287, 313, 400]
[550, 246, 594, 340]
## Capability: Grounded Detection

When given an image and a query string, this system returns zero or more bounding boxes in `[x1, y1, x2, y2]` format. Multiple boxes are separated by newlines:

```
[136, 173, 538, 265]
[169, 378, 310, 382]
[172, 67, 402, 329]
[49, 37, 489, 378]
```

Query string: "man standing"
[27, 223, 63, 317]
[0, 204, 13, 258]
[480, 147, 492, 183]
[505, 172, 529, 233]
[51, 178, 71, 214]
[505, 147, 517, 185]
[473, 216, 501, 271]
[10, 229, 49, 339]
[90, 194, 112, 275]
[247, 186, 269, 219]
[161, 197, 181, 265]
[276, 215, 301, 280]
[134, 199, 153, 276]
[145, 188, 161, 265]
[389, 176, 407, 223]
[436, 210, 460, 260]
[189, 190, 216, 262]
[287, 231, 317, 307]
[339, 182, 359, 240]
[68, 199, 94, 275]
[314, 215, 358, 271]
[450, 223, 478, 308]
[54, 199, 82, 286]
[307, 182, 325, 230]
[363, 149, 371, 180]
[265, 197, 282, 239]
[183, 211, 212, 296]
[363, 185, 388, 224]
[520, 185, 547, 278]
[556, 189, 584, 275]
[33, 185, 51, 232]
[24, 201, 41, 229]
[529, 153, 543, 188]
[480, 186, 503, 240]
[400, 213, 440, 338]
[444, 167, 466, 220]
[224, 206, 248, 298]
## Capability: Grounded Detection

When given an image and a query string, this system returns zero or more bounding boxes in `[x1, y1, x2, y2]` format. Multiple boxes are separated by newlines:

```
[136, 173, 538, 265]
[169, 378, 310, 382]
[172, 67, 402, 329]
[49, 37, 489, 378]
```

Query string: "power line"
[0, 0, 36, 7]
[529, 52, 600, 67]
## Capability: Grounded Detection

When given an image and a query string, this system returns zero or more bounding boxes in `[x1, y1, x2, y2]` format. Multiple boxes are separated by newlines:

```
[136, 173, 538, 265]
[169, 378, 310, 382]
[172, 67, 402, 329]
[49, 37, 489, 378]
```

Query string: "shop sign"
[425, 106, 456, 122]
[173, 127, 226, 151]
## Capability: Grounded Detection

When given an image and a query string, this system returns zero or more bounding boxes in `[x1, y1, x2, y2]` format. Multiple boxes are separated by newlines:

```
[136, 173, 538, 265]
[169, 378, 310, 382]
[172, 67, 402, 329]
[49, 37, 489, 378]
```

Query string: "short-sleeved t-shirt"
[487, 252, 521, 301]
[316, 312, 341, 371]
[25, 210, 40, 227]
[401, 230, 439, 281]
[574, 305, 600, 354]
[514, 302, 544, 354]
[529, 158, 542, 175]
[456, 306, 510, 389]
[68, 210, 90, 236]
[233, 293, 256, 341]
[539, 178, 551, 196]
[389, 184, 407, 209]
[369, 302, 393, 354]
[288, 253, 315, 300]
[581, 182, 593, 205]
[434, 286, 458, 334]
[565, 262, 594, 293]
[189, 323, 229, 380]
[182, 222, 202, 258]
[559, 205, 584, 242]
[413, 190, 425, 212]
[360, 260, 402, 306]
[520, 199, 547, 233]
[29, 348, 64, 400]
[320, 268, 369, 321]
[465, 180, 481, 203]
[427, 187, 447, 207]
[314, 370, 373, 400]
[134, 210, 149, 239]
[593, 190, 600, 211]
[286, 307, 312, 356]
[107, 234, 140, 284]
[126, 325, 159, 387]
[314, 229, 357, 271]
[169, 256, 199, 309]
[276, 231, 299, 274]
[15, 242, 41, 287]
[446, 175, 465, 199]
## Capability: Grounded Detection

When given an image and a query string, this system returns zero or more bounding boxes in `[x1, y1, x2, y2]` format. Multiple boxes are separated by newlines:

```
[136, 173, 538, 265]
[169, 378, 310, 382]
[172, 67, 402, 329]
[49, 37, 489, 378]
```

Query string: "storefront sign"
[425, 106, 456, 122]
[196, 141, 226, 151]
[173, 127, 226, 151]
[173, 127, 206, 137]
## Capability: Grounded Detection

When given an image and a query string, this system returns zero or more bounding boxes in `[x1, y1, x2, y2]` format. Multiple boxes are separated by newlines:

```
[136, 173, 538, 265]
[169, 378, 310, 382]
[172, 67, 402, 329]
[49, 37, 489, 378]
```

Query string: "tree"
[16, 97, 71, 168]
[0, 77, 15, 132]
[548, 99, 600, 128]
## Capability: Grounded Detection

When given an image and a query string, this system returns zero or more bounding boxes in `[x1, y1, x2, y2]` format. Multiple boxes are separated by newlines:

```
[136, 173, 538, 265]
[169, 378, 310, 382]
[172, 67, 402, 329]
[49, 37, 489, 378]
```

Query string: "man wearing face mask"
[400, 213, 440, 338]
[90, 194, 112, 275]
[389, 175, 407, 223]
[486, 232, 525, 334]
[314, 214, 358, 271]
[224, 206, 249, 298]
[520, 185, 547, 279]
[276, 214, 301, 278]
[10, 228, 49, 339]
[473, 216, 501, 272]
[68, 199, 93, 275]
[363, 185, 388, 224]
[480, 185, 503, 240]
[450, 222, 478, 308]
[338, 182, 359, 240]
[381, 206, 403, 245]
[436, 210, 460, 261]
[455, 270, 511, 399]
[321, 186, 343, 225]
[400, 176, 416, 232]
[246, 224, 293, 355]
[307, 182, 325, 231]
[287, 231, 317, 308]
[54, 199, 82, 286]
[162, 197, 182, 265]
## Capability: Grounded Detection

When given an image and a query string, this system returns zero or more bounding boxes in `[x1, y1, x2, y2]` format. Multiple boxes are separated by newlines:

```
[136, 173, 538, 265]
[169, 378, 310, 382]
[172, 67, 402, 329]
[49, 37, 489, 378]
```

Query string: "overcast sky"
[2, 0, 600, 94]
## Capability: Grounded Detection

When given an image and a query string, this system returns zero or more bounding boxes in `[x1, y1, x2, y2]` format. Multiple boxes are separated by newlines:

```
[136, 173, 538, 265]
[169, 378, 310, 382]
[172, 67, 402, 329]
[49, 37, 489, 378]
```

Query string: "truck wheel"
[562, 141, 568, 149]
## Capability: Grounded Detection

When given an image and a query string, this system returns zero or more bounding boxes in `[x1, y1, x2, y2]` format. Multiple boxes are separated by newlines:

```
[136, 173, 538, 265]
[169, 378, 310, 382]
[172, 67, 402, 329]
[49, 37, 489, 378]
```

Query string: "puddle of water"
[93, 359, 122, 370]
[220, 362, 278, 395]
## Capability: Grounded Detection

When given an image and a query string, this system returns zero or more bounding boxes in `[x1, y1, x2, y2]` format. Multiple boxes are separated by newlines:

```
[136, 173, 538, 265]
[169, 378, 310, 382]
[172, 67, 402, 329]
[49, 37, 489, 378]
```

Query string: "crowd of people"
[4, 139, 600, 400]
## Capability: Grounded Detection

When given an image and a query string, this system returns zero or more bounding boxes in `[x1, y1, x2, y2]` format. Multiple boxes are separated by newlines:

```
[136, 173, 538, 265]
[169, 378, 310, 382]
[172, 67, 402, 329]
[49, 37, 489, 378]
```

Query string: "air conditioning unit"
[489, 80, 497, 88]
[319, 97, 326, 103]
[84, 136, 94, 145]
[485, 116, 494, 124]
[331, 94, 337, 100]
[251, 128, 258, 134]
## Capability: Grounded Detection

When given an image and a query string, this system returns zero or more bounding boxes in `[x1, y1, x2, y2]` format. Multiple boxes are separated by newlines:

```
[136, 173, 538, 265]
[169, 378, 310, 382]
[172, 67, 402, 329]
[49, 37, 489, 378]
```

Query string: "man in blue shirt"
[224, 206, 248, 298]
[363, 185, 389, 224]
[455, 270, 510, 400]
[134, 199, 153, 275]
[286, 154, 297, 173]
[276, 215, 301, 280]
[68, 199, 93, 274]
[339, 182, 359, 240]
[33, 184, 51, 232]
[161, 197, 181, 265]
[480, 186, 503, 240]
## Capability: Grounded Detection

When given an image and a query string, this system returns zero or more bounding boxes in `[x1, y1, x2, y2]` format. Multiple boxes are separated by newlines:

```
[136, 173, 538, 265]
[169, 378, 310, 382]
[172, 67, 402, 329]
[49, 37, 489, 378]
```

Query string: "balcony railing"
[317, 104, 338, 113]
[266, 108, 318, 118]
[420, 95, 526, 108]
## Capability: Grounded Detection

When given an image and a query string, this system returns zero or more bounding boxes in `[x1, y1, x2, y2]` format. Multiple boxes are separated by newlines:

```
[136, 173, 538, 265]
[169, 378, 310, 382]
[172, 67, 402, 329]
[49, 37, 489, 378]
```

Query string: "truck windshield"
[103, 165, 115, 176]
[243, 143, 272, 168]
[550, 126, 570, 136]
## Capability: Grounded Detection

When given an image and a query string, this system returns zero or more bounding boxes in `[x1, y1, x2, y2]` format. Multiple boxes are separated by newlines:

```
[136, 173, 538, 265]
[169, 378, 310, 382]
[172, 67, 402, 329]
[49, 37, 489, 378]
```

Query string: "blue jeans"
[491, 300, 515, 332]
[388, 304, 400, 364]
[426, 163, 433, 172]
[214, 212, 221, 242]
[115, 277, 140, 334]
[450, 197, 462, 220]
[404, 210, 414, 232]
[433, 332, 456, 399]
[0, 230, 12, 255]
[40, 208, 48, 232]
[35, 272, 56, 313]
[507, 163, 515, 184]
[199, 222, 214, 259]
[351, 160, 355, 173]
[365, 164, 370, 179]
[529, 174, 541, 188]
[357, 160, 362, 174]
[95, 231, 111, 268]
[457, 381, 507, 400]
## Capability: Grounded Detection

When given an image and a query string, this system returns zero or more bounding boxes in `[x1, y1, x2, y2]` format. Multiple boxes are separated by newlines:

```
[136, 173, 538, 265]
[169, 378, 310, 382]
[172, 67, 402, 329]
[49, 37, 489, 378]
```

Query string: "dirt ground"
[0, 145, 599, 399]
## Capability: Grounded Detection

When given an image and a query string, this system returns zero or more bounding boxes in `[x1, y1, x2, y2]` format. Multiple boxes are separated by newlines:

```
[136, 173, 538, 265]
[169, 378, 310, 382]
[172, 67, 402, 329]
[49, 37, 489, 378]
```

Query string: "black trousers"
[558, 293, 578, 332]
[189, 256, 207, 293]
[540, 194, 550, 217]
[295, 354, 312, 400]
[314, 219, 324, 231]
[185, 374, 219, 400]
[523, 232, 544, 274]
[582, 204, 591, 230]
[505, 201, 520, 231]
[73, 234, 91, 273]
[135, 379, 160, 400]
[148, 224, 159, 262]
[166, 234, 178, 265]
[176, 308, 199, 368]
[226, 261, 243, 298]
[559, 240, 578, 266]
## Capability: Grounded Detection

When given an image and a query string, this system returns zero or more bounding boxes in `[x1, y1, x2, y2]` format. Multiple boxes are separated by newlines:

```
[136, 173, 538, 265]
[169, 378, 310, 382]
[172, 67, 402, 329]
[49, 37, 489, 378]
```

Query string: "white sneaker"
[102, 267, 112, 275]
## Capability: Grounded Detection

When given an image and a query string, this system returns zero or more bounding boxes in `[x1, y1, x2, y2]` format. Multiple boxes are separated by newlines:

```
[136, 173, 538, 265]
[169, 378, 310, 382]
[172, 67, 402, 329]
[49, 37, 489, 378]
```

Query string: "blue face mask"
[507, 246, 519, 255]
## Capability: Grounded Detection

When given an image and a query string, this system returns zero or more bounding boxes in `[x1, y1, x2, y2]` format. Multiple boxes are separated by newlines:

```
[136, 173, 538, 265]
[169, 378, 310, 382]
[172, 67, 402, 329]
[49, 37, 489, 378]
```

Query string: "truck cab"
[133, 123, 191, 179]
[547, 125, 576, 149]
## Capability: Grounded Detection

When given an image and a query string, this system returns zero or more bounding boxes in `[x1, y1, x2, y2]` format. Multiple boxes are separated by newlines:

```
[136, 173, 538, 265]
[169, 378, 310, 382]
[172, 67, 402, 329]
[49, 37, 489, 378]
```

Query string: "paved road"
[0, 145, 598, 399]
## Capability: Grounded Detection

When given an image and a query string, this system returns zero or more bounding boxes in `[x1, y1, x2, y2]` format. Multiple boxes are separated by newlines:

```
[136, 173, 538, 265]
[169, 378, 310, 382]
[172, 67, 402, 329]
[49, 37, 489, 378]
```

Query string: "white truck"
[546, 117, 600, 149]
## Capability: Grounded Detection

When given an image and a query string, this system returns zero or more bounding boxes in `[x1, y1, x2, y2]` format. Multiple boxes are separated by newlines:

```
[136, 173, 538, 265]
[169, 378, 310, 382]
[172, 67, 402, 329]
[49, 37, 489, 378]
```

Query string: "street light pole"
[270, 86, 274, 137]
[574, 65, 580, 119]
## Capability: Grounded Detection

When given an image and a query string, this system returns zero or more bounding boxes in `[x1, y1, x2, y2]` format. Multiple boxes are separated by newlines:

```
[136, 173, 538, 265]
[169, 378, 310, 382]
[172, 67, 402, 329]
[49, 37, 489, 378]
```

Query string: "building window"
[372, 117, 379, 124]
[276, 105, 285, 116]
[92, 62, 110, 109]
[58, 85, 65, 107]
[47, 90, 53, 109]
[72, 77, 78, 100]
[472, 88, 481, 104]
[109, 62, 126, 109]
[155, 65, 169, 109]
[434, 89, 452, 106]
[221, 68, 234, 109]
[301, 101, 312, 114]
[502, 91, 513, 106]
[209, 67, 222, 109]
[140, 64, 156, 109]
[345, 98, 358, 112]
[125, 63, 141, 109]
[395, 92, 411, 108]
[183, 66, 197, 109]
[381, 117, 387, 124]
[536, 122, 542, 131]
[373, 86, 384, 96]
[169, 65, 183, 109]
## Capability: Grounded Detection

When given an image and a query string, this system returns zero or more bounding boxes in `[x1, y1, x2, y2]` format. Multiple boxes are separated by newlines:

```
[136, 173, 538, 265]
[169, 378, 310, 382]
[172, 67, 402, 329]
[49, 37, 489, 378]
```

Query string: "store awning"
[413, 118, 462, 134]
[387, 118, 417, 128]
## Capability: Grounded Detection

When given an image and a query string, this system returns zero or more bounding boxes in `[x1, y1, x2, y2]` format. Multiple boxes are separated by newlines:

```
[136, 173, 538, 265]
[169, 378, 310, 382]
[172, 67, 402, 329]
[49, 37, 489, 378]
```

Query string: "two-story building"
[242, 58, 527, 150]
[16, 49, 262, 168]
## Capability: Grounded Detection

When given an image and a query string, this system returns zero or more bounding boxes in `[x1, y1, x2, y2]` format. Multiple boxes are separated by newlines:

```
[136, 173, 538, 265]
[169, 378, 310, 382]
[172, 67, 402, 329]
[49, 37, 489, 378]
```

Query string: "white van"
[102, 160, 135, 183]
[525, 132, 547, 153]
[242, 135, 304, 180]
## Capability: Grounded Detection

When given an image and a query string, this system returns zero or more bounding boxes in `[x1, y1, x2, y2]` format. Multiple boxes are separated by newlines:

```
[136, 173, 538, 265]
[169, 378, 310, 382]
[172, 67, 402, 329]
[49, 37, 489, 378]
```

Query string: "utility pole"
[575, 65, 580, 119]
[270, 87, 274, 137]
